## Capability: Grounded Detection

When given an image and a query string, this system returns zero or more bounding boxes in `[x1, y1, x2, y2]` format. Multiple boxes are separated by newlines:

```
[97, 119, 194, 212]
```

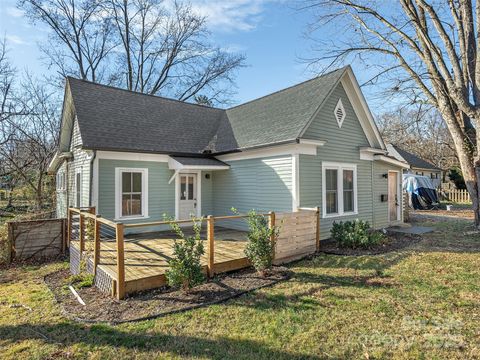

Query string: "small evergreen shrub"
[241, 209, 279, 275]
[331, 220, 385, 249]
[164, 216, 205, 291]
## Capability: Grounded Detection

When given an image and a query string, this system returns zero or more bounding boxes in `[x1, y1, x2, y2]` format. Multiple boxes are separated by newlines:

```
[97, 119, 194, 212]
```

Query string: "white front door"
[178, 174, 197, 219]
[388, 171, 399, 222]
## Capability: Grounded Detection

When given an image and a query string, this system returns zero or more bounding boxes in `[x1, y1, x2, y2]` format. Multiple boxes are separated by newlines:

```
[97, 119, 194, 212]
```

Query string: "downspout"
[371, 161, 375, 228]
[89, 150, 96, 208]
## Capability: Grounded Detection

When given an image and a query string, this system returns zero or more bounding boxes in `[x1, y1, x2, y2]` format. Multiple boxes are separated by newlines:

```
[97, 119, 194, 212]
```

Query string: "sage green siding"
[212, 155, 293, 229]
[201, 172, 213, 216]
[299, 82, 386, 239]
[97, 159, 175, 225]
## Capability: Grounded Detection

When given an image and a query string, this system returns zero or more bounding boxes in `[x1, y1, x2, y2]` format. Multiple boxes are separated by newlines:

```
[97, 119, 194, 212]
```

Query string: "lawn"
[0, 218, 479, 359]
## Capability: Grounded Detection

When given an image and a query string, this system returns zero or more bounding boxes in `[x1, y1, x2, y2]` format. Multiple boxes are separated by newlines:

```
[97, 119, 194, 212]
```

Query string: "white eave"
[374, 154, 410, 169]
[47, 151, 72, 173]
[167, 157, 230, 171]
[359, 146, 387, 160]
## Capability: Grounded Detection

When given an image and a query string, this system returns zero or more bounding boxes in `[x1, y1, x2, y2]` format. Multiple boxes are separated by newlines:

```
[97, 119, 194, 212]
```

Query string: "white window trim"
[56, 171, 66, 192]
[115, 167, 149, 221]
[322, 162, 358, 218]
[74, 169, 82, 208]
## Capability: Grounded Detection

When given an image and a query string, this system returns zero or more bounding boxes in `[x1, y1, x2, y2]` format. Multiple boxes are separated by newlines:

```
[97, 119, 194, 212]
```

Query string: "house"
[386, 144, 442, 187]
[48, 66, 408, 240]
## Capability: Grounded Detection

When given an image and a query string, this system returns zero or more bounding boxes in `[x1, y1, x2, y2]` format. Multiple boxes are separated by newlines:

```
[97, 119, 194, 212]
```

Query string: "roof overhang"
[374, 154, 410, 169]
[359, 146, 387, 161]
[47, 151, 73, 174]
[168, 156, 230, 171]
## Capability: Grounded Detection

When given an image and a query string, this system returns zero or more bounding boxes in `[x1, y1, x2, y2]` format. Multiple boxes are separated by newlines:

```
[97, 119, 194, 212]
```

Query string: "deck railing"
[68, 208, 277, 299]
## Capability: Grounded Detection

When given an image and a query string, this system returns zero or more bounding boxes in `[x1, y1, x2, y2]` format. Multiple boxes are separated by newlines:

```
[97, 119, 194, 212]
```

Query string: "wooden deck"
[72, 227, 249, 295]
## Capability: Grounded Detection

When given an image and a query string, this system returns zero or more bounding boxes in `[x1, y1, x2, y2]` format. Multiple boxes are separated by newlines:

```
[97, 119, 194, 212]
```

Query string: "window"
[322, 163, 357, 217]
[56, 171, 66, 191]
[75, 171, 81, 208]
[115, 168, 148, 219]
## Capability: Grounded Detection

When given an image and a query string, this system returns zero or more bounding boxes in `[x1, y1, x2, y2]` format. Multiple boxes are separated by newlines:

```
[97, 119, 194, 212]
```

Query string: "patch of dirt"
[45, 267, 291, 324]
[319, 232, 422, 256]
[411, 209, 474, 221]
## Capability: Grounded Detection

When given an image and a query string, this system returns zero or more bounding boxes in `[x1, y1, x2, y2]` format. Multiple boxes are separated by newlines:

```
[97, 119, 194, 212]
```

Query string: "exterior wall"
[66, 118, 92, 208]
[373, 162, 395, 228]
[299, 82, 392, 239]
[212, 155, 293, 229]
[97, 159, 175, 225]
[201, 172, 213, 216]
[56, 160, 68, 218]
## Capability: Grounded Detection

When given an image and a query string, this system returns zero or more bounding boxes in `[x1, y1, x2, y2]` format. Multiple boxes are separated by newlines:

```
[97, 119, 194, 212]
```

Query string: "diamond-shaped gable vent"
[334, 99, 346, 128]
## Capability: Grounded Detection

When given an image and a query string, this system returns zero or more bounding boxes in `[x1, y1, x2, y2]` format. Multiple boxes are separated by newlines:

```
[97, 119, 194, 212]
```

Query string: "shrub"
[242, 210, 279, 275]
[66, 273, 95, 289]
[165, 216, 205, 291]
[331, 220, 385, 249]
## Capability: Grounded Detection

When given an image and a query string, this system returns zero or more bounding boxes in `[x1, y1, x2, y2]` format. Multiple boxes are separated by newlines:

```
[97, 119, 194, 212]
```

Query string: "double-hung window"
[115, 168, 148, 220]
[322, 163, 357, 217]
[56, 171, 66, 191]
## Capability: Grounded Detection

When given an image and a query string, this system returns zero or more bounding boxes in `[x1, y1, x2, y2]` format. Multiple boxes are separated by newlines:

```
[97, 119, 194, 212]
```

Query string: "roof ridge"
[66, 76, 226, 112]
[226, 66, 349, 111]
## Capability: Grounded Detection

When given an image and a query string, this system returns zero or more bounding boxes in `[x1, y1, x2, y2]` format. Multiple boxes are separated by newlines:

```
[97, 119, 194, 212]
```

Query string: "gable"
[301, 82, 371, 149]
[58, 82, 78, 153]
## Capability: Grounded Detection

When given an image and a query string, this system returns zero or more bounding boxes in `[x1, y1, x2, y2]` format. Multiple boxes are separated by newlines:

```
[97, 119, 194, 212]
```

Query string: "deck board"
[72, 226, 249, 294]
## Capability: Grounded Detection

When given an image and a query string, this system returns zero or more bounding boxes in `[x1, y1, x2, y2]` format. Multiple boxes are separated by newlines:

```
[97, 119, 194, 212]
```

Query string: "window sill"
[114, 215, 150, 222]
[322, 211, 358, 219]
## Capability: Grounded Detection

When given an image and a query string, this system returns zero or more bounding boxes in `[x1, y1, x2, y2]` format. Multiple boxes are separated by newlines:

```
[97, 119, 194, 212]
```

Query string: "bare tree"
[19, 0, 116, 82]
[377, 106, 458, 170]
[19, 0, 245, 104]
[304, 0, 480, 226]
[106, 0, 245, 102]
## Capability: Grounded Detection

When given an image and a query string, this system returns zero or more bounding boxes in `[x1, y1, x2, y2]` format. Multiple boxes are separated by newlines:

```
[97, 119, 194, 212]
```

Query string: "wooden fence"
[6, 218, 66, 262]
[440, 189, 471, 203]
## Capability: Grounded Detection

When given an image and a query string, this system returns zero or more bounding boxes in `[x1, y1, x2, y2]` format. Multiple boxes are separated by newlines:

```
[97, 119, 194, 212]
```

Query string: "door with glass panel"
[179, 174, 197, 219]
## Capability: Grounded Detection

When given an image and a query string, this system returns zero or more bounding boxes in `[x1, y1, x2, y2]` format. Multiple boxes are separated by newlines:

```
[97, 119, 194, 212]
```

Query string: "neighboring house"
[386, 144, 442, 187]
[48, 66, 408, 240]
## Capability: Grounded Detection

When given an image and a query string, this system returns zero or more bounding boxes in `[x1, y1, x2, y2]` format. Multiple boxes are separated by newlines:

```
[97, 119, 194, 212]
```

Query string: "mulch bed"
[45, 266, 291, 324]
[319, 232, 422, 256]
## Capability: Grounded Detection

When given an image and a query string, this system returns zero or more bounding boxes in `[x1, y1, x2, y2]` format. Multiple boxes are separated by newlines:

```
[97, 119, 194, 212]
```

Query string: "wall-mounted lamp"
[205, 173, 210, 179]
[382, 173, 388, 179]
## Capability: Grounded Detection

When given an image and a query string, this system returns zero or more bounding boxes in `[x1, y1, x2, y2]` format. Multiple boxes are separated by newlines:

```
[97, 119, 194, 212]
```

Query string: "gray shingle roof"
[392, 145, 441, 171]
[67, 66, 347, 155]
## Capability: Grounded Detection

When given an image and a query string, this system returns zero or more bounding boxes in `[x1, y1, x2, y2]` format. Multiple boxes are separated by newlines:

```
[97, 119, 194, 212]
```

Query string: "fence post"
[67, 209, 72, 248]
[268, 211, 275, 259]
[207, 215, 215, 278]
[116, 223, 125, 300]
[79, 212, 85, 253]
[315, 207, 320, 252]
[93, 215, 101, 274]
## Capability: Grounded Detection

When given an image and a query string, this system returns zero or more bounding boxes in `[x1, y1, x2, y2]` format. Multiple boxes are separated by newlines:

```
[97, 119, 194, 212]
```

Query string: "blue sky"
[0, 0, 378, 107]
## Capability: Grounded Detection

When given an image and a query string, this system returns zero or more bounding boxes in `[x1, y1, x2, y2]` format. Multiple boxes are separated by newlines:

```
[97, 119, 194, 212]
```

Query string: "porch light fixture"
[382, 173, 388, 179]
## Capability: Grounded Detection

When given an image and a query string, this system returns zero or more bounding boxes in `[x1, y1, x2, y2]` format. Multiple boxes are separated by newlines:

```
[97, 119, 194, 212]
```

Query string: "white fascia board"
[298, 139, 327, 146]
[97, 151, 169, 162]
[168, 157, 229, 170]
[217, 143, 318, 162]
[374, 155, 410, 169]
[359, 147, 387, 161]
[47, 151, 73, 173]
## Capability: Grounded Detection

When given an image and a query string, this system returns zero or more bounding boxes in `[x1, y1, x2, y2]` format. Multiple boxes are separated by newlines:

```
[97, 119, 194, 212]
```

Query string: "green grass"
[1, 219, 479, 359]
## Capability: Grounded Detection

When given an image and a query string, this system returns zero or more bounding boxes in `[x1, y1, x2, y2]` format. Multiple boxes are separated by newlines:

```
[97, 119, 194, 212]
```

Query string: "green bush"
[242, 210, 279, 275]
[165, 217, 205, 291]
[66, 273, 95, 289]
[331, 220, 385, 249]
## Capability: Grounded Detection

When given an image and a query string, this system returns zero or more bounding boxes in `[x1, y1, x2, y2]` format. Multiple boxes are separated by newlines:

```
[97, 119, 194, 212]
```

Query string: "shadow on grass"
[0, 322, 322, 360]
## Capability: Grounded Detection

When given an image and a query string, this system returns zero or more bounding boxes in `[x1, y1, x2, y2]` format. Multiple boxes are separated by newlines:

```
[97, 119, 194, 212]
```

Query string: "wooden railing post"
[79, 212, 85, 253]
[93, 215, 101, 274]
[315, 207, 320, 252]
[116, 223, 125, 300]
[207, 215, 215, 278]
[67, 209, 72, 248]
[268, 211, 276, 258]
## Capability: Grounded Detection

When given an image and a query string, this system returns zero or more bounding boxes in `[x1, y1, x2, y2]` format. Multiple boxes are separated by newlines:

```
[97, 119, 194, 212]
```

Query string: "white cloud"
[6, 7, 24, 18]
[5, 34, 28, 45]
[190, 0, 279, 32]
